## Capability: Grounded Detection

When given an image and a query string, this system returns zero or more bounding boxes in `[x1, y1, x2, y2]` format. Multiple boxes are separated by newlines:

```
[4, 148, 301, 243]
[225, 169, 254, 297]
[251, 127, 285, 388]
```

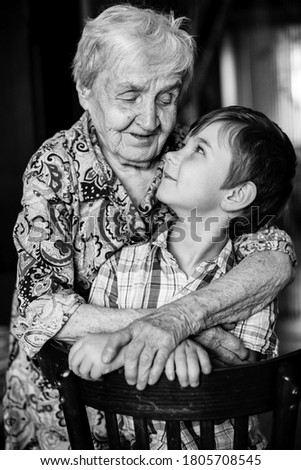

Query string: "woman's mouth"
[128, 133, 156, 145]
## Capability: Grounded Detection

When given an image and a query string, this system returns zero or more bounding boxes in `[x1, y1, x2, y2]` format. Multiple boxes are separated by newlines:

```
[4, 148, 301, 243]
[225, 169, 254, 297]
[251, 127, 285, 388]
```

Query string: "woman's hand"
[101, 313, 180, 391]
[100, 318, 249, 390]
[165, 339, 212, 387]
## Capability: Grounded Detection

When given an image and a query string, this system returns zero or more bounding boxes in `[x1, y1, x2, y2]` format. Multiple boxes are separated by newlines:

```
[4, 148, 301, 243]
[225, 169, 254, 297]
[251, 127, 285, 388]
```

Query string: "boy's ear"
[221, 182, 257, 213]
[76, 82, 91, 110]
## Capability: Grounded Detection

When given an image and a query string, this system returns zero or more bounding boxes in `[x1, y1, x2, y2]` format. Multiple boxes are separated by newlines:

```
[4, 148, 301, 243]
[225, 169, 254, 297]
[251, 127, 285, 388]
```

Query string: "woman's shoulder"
[21, 115, 92, 202]
[27, 112, 91, 167]
[23, 113, 100, 192]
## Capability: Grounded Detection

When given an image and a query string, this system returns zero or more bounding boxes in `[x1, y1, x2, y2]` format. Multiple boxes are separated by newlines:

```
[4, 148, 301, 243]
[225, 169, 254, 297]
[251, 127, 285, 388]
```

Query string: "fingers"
[185, 341, 202, 387]
[101, 329, 132, 364]
[195, 343, 212, 375]
[90, 348, 126, 380]
[68, 341, 85, 375]
[123, 339, 146, 387]
[147, 348, 171, 387]
[68, 338, 84, 366]
[69, 345, 95, 380]
[221, 322, 237, 331]
[124, 341, 172, 390]
[122, 322, 175, 390]
[74, 356, 93, 380]
[164, 353, 175, 381]
[174, 343, 189, 387]
[173, 340, 212, 388]
[197, 327, 249, 364]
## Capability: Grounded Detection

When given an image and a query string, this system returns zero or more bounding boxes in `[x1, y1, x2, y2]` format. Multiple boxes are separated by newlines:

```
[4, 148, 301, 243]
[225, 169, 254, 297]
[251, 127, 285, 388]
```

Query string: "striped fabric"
[89, 228, 278, 449]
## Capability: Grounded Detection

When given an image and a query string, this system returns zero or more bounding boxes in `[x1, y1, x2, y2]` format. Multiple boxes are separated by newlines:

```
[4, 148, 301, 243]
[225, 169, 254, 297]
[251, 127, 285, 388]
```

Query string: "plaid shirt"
[89, 228, 279, 450]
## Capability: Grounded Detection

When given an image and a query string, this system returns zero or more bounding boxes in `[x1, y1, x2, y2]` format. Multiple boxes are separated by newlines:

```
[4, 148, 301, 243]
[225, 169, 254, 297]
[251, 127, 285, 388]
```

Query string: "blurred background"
[0, 0, 300, 448]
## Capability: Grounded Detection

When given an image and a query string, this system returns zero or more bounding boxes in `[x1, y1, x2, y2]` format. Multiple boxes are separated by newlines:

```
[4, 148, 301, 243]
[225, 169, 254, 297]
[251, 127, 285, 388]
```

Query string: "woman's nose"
[136, 101, 159, 131]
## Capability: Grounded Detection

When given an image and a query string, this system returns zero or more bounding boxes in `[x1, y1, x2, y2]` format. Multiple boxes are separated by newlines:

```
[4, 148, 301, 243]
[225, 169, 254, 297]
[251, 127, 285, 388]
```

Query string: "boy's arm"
[102, 249, 293, 389]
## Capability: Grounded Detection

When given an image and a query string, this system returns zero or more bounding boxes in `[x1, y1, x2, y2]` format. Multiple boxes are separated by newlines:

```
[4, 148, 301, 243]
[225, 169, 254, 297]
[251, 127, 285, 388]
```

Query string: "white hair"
[73, 4, 196, 94]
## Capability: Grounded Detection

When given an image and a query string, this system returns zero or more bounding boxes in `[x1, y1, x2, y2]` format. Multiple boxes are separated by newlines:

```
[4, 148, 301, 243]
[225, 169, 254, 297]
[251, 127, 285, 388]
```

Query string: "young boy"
[69, 105, 296, 449]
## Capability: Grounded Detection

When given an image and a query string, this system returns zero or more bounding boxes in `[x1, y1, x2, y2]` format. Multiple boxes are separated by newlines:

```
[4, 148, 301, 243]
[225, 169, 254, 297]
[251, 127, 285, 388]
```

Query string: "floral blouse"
[12, 111, 296, 358]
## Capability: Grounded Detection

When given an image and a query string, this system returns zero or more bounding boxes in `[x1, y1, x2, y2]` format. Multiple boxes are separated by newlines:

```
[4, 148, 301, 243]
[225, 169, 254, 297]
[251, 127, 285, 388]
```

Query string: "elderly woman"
[4, 5, 294, 450]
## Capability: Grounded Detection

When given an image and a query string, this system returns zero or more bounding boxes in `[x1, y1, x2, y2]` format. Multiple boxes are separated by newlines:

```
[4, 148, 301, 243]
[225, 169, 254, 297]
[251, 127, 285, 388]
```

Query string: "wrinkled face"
[80, 56, 182, 168]
[157, 122, 233, 216]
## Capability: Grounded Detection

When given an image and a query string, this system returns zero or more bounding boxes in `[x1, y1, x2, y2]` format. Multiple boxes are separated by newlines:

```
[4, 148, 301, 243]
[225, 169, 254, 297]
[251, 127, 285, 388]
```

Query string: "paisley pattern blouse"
[3, 111, 296, 450]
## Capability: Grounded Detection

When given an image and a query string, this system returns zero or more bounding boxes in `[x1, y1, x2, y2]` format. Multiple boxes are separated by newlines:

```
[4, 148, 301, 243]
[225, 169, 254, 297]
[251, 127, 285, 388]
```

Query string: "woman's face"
[80, 56, 182, 168]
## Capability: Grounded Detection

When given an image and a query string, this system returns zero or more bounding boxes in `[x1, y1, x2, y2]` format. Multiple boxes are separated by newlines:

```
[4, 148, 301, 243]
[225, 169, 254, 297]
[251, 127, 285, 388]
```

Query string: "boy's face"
[157, 122, 233, 216]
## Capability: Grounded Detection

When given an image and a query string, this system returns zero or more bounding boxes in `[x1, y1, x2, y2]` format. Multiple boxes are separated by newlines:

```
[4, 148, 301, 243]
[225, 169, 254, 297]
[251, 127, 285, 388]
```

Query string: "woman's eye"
[158, 93, 173, 106]
[119, 92, 139, 102]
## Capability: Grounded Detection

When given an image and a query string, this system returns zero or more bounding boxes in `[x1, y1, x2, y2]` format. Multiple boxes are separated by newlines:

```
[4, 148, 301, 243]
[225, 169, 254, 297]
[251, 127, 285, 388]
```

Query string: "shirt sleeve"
[232, 299, 279, 358]
[233, 225, 297, 265]
[12, 145, 84, 358]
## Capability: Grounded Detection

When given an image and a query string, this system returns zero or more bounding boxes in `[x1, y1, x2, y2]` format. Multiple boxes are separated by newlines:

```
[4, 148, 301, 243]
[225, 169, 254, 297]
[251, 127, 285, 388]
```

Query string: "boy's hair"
[189, 105, 297, 236]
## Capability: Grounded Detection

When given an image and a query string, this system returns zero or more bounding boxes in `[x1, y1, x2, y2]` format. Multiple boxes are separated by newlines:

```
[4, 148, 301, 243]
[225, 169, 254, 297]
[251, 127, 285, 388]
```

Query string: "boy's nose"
[165, 149, 181, 164]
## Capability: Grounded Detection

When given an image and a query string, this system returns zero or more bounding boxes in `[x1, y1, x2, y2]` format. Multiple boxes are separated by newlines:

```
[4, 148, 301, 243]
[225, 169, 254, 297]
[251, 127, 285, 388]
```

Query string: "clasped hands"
[69, 313, 250, 390]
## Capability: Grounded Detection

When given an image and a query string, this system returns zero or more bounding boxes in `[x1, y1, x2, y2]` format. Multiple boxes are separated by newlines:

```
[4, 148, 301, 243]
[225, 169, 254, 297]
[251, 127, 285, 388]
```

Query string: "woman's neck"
[168, 212, 229, 277]
[107, 157, 160, 207]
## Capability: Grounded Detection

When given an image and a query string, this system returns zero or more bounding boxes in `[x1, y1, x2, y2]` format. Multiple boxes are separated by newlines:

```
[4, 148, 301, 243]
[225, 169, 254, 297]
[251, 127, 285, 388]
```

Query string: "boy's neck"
[167, 211, 229, 278]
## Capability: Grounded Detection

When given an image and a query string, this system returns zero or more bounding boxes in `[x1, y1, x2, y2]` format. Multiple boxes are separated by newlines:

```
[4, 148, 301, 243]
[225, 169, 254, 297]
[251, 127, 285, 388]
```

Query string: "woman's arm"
[55, 303, 153, 343]
[12, 145, 85, 358]
[100, 249, 293, 389]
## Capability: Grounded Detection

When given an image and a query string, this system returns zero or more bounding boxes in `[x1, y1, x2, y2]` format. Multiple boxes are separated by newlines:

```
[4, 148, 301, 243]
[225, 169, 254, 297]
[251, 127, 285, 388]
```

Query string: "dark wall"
[0, 0, 82, 324]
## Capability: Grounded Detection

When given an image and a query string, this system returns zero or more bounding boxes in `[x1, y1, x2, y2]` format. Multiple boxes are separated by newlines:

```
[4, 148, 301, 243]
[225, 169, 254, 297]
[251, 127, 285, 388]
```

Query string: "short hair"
[189, 105, 297, 236]
[73, 4, 196, 94]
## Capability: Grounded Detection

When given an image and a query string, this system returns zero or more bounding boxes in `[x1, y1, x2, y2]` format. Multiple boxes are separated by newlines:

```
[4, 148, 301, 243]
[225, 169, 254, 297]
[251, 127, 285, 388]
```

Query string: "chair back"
[36, 340, 301, 450]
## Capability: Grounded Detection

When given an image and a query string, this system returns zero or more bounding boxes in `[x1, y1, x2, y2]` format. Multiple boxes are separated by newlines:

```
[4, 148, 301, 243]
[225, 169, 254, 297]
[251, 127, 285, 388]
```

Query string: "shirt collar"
[150, 225, 236, 275]
[72, 111, 165, 212]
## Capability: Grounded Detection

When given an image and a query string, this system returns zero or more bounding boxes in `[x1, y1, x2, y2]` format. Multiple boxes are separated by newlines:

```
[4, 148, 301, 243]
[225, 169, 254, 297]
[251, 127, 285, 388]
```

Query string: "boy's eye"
[196, 145, 205, 155]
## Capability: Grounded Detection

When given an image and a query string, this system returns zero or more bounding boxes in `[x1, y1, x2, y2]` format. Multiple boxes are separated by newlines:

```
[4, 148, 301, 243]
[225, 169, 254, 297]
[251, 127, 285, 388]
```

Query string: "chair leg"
[271, 362, 300, 449]
[233, 416, 249, 449]
[133, 418, 150, 449]
[200, 420, 215, 449]
[105, 412, 122, 449]
[166, 420, 181, 449]
[57, 369, 94, 450]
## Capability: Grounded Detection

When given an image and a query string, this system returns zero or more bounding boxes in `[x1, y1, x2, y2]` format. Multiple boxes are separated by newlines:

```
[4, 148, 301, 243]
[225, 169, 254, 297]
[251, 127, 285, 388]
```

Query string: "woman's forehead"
[99, 58, 183, 93]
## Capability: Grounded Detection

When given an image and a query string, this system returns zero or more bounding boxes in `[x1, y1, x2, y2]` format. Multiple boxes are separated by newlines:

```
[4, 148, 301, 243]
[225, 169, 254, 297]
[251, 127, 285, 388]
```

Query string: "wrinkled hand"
[101, 315, 181, 390]
[165, 339, 212, 387]
[194, 326, 249, 367]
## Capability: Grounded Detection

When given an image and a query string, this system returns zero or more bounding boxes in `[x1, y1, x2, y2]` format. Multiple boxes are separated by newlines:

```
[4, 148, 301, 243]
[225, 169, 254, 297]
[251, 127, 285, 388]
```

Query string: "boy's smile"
[162, 170, 177, 181]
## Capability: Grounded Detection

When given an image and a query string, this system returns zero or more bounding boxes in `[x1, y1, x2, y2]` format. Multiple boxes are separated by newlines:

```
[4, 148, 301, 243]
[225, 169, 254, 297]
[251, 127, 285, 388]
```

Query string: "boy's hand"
[69, 333, 125, 380]
[164, 339, 212, 387]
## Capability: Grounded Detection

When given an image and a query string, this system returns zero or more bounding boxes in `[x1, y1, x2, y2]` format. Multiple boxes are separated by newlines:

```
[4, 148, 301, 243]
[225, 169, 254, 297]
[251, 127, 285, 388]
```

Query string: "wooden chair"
[36, 340, 301, 450]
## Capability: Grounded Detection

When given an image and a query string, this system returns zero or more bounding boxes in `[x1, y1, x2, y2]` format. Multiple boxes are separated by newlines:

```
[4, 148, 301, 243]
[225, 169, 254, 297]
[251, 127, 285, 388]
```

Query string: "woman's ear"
[221, 182, 257, 213]
[76, 82, 91, 110]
